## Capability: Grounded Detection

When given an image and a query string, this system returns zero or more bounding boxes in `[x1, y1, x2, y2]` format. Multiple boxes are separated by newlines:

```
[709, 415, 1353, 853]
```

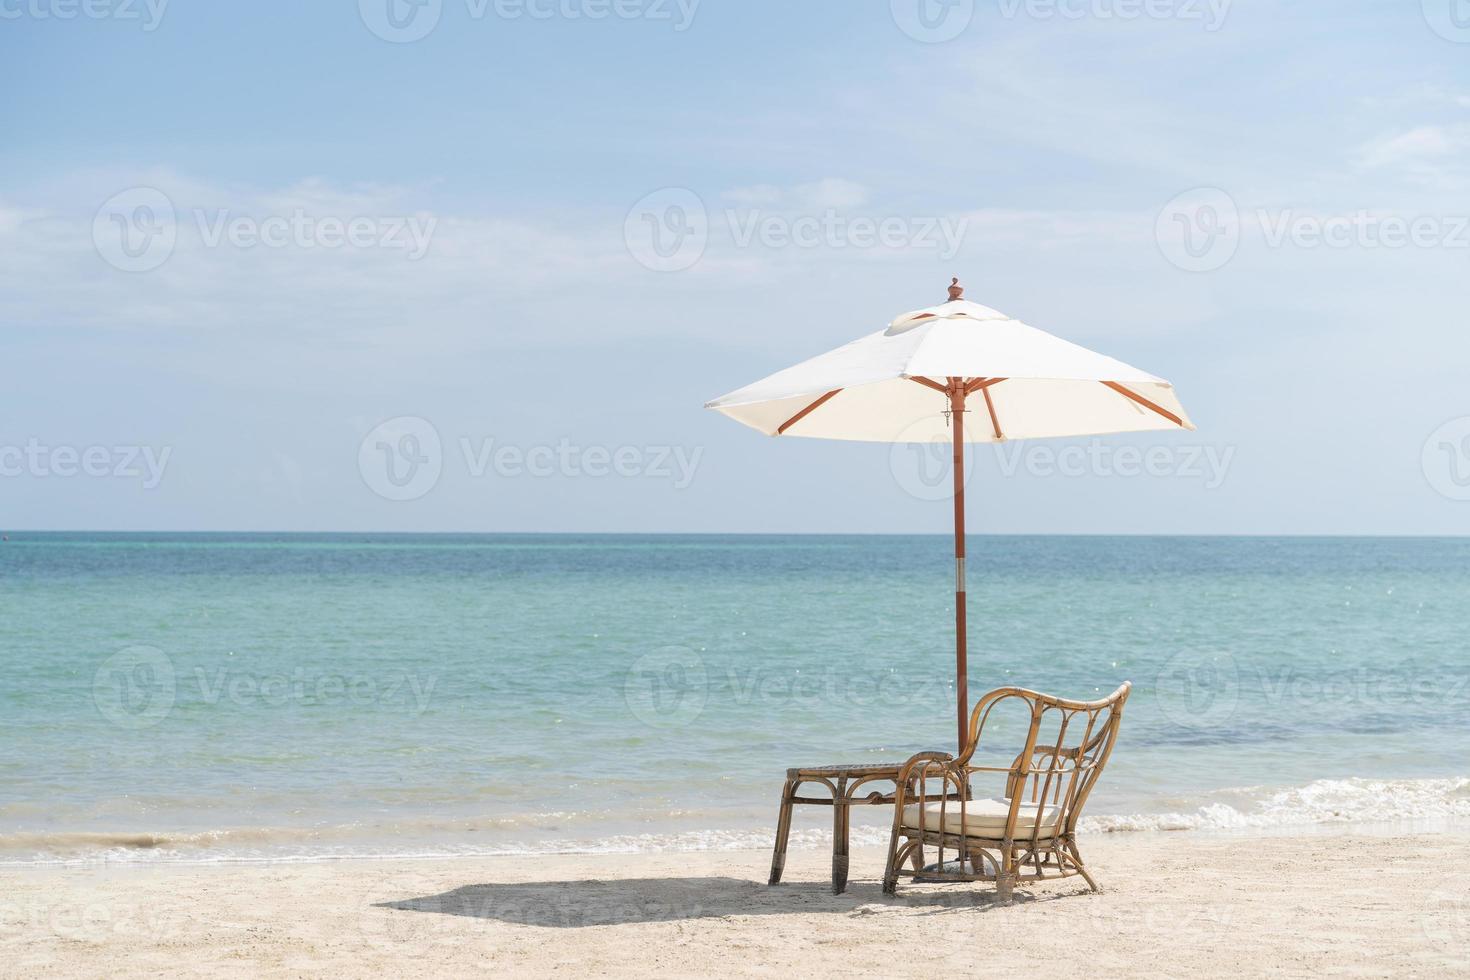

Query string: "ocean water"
[1, 533, 1468, 865]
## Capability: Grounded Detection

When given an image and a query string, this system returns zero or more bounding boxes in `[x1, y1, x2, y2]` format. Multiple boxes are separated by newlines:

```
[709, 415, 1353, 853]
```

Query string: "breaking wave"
[1081, 777, 1470, 833]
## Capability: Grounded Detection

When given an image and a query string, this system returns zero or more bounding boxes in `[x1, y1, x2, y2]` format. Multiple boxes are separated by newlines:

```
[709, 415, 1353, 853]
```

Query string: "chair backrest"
[956, 682, 1131, 838]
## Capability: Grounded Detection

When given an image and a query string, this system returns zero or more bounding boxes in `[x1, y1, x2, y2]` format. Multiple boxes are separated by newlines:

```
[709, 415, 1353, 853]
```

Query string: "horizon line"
[3, 530, 1468, 540]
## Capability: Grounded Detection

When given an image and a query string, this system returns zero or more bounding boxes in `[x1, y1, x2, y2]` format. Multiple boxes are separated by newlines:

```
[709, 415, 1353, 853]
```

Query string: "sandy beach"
[4, 830, 1468, 977]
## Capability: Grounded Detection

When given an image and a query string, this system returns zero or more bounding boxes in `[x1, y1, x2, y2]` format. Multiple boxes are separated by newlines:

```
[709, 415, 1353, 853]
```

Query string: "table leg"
[832, 775, 850, 895]
[768, 778, 797, 886]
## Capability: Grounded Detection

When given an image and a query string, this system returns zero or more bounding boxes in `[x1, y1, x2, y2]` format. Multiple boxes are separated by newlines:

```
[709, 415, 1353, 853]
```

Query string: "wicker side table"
[768, 762, 912, 895]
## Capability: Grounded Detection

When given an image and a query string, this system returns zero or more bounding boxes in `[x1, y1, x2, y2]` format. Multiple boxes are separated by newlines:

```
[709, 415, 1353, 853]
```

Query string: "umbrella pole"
[950, 379, 968, 753]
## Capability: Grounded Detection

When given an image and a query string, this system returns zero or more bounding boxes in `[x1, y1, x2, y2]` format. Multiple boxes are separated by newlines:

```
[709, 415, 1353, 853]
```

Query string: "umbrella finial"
[947, 277, 964, 302]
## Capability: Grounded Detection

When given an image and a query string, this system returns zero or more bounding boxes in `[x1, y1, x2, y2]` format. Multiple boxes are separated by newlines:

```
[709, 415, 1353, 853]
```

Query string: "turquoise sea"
[2, 533, 1468, 865]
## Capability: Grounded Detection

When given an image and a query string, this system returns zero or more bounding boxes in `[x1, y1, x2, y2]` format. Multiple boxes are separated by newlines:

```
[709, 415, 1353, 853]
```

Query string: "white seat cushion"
[900, 797, 1062, 839]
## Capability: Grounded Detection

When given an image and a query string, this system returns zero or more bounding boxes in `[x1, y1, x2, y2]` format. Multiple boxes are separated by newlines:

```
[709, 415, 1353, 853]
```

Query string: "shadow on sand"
[375, 876, 1075, 928]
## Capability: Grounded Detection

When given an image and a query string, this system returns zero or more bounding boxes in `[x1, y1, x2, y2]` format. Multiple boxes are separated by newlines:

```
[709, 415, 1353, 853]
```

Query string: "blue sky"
[3, 0, 1470, 533]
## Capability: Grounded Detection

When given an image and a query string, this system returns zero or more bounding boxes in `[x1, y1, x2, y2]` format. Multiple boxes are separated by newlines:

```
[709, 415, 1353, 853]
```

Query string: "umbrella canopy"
[705, 280, 1195, 751]
[707, 286, 1193, 442]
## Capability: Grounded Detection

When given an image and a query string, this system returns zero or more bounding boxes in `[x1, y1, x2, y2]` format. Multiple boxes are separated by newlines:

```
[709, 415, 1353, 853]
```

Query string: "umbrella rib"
[1101, 381, 1185, 427]
[907, 376, 948, 394]
[981, 385, 1004, 440]
[776, 388, 843, 435]
[965, 377, 1006, 394]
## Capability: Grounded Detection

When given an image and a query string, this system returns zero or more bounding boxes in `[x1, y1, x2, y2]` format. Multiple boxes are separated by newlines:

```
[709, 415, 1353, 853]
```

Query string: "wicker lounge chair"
[882, 682, 1131, 902]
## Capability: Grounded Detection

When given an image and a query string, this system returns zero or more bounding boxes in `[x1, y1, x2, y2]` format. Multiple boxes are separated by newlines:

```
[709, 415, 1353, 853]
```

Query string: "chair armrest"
[893, 750, 958, 808]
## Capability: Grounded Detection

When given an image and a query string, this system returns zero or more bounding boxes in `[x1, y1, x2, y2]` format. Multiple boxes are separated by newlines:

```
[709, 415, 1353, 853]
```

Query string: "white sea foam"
[1081, 777, 1470, 834]
[5, 777, 1467, 867]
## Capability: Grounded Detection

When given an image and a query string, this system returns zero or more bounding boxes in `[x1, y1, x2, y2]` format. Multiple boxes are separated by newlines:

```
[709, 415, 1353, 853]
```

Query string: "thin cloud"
[1357, 124, 1470, 188]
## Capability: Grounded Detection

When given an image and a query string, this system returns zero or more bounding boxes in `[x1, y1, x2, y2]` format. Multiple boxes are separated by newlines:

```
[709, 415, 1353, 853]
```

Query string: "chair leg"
[996, 846, 1016, 905]
[996, 874, 1015, 903]
[768, 778, 797, 886]
[882, 838, 907, 895]
[1064, 836, 1100, 892]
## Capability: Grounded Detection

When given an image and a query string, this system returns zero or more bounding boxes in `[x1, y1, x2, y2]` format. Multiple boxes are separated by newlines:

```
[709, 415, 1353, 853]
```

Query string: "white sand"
[3, 832, 1469, 977]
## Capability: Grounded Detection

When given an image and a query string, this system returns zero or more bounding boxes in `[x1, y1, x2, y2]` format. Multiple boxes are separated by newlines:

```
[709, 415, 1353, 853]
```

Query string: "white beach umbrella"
[705, 279, 1194, 749]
